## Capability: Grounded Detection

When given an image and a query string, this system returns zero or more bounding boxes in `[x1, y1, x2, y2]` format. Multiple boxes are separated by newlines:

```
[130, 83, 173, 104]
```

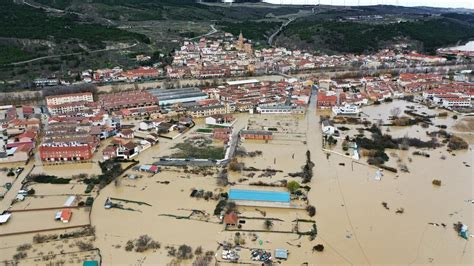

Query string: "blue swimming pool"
[229, 189, 290, 203]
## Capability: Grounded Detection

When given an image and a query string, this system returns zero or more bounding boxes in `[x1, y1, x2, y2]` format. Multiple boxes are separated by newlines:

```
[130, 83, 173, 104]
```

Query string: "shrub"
[264, 219, 273, 230]
[31, 174, 70, 184]
[306, 205, 316, 217]
[432, 179, 442, 186]
[194, 246, 203, 255]
[216, 169, 228, 186]
[125, 240, 134, 251]
[413, 151, 430, 158]
[287, 180, 300, 194]
[228, 158, 244, 172]
[438, 112, 448, 117]
[16, 244, 32, 252]
[76, 241, 94, 251]
[313, 244, 324, 252]
[448, 136, 468, 150]
[177, 245, 193, 260]
[12, 252, 27, 261]
[213, 200, 227, 215]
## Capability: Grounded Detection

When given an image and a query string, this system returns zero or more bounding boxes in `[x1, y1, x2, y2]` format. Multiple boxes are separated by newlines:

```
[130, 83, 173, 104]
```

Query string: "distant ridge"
[200, 0, 473, 11]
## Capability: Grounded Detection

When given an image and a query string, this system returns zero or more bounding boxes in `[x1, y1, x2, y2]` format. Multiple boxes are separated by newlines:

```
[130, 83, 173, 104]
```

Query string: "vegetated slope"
[441, 12, 474, 24]
[34, 0, 304, 21]
[0, 1, 150, 49]
[281, 17, 474, 54]
[216, 21, 280, 42]
[0, 45, 34, 65]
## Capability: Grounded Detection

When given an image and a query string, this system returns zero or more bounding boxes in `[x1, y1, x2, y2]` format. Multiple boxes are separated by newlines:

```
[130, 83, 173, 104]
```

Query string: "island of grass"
[171, 139, 225, 160]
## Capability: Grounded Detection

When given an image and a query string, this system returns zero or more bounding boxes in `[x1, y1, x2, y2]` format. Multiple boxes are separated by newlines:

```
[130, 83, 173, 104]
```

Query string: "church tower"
[237, 31, 244, 50]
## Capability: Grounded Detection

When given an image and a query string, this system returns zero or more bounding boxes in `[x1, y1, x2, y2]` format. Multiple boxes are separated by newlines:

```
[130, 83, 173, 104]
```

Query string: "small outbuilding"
[0, 213, 12, 225]
[60, 209, 72, 223]
[321, 120, 336, 136]
[223, 212, 239, 227]
[274, 248, 288, 260]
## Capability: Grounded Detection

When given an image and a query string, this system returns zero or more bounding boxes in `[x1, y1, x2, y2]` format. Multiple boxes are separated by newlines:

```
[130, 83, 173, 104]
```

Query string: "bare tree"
[390, 107, 401, 118]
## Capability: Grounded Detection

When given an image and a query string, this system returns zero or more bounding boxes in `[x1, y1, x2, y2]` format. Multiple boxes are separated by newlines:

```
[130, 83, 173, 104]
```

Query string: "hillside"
[0, 0, 473, 91]
[34, 0, 303, 21]
[279, 15, 474, 54]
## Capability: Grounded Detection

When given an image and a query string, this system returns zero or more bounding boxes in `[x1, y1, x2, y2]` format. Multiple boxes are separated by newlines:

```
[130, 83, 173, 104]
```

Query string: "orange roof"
[223, 212, 238, 225]
[61, 209, 72, 222]
[18, 130, 37, 140]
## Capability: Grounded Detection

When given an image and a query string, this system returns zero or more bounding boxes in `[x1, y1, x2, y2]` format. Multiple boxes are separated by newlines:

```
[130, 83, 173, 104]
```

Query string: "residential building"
[45, 92, 94, 107]
[39, 143, 93, 162]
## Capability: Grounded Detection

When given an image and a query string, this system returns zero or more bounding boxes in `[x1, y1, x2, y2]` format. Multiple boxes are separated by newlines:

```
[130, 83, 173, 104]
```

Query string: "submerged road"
[303, 90, 372, 264]
[0, 162, 34, 214]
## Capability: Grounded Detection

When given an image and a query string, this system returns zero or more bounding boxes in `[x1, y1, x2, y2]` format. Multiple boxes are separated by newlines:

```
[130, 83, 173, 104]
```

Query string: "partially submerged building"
[228, 189, 290, 208]
[240, 130, 273, 140]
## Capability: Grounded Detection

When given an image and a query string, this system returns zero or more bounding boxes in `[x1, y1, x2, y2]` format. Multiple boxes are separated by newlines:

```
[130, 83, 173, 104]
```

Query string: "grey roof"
[240, 130, 273, 136]
[259, 105, 293, 110]
[322, 120, 334, 127]
[189, 104, 225, 112]
[149, 87, 207, 101]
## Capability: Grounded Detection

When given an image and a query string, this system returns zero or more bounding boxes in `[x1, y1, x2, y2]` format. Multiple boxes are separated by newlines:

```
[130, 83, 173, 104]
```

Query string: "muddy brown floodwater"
[0, 97, 472, 265]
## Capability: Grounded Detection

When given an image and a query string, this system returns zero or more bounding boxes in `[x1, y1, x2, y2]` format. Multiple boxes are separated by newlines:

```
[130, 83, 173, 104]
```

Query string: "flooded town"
[0, 4, 473, 266]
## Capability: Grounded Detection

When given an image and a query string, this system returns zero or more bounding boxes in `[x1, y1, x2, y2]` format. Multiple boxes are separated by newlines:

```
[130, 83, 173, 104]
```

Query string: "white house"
[321, 120, 336, 135]
[205, 114, 235, 127]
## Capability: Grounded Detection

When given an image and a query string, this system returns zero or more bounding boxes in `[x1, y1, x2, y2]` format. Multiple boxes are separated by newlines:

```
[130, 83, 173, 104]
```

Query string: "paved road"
[9, 42, 138, 66]
[268, 17, 295, 46]
[190, 24, 218, 41]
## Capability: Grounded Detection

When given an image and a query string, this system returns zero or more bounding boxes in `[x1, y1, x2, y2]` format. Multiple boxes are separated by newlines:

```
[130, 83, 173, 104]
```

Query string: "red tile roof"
[223, 212, 238, 225]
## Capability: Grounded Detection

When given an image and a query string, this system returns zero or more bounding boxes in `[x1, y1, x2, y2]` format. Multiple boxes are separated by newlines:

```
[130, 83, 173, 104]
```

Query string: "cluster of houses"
[317, 73, 473, 110]
[101, 116, 194, 161]
[38, 92, 120, 163]
[422, 83, 474, 109]
[80, 66, 163, 83]
[317, 75, 400, 109]
[0, 105, 40, 163]
[203, 79, 311, 114]
[40, 90, 175, 163]
[4, 66, 472, 165]
[59, 33, 466, 86]
[164, 33, 459, 80]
